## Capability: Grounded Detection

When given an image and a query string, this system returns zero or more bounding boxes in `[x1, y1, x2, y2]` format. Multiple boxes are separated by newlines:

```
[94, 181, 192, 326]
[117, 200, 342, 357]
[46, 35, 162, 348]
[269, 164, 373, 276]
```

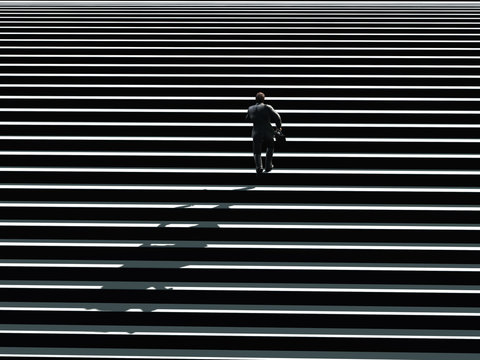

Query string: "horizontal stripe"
[6, 39, 480, 43]
[2, 202, 480, 211]
[4, 45, 480, 50]
[208, 243, 480, 250]
[0, 220, 159, 227]
[2, 7, 480, 11]
[3, 74, 480, 78]
[3, 280, 480, 293]
[0, 329, 477, 340]
[2, 136, 480, 143]
[165, 286, 480, 294]
[183, 264, 480, 271]
[3, 121, 480, 128]
[248, 186, 480, 193]
[2, 167, 480, 175]
[8, 16, 480, 19]
[0, 241, 142, 247]
[6, 14, 480, 18]
[0, 184, 246, 190]
[217, 223, 480, 230]
[4, 108, 480, 114]
[0, 285, 102, 289]
[7, 26, 480, 30]
[3, 151, 480, 159]
[4, 12, 480, 15]
[0, 262, 122, 268]
[0, 353, 449, 360]
[1, 95, 480, 101]
[3, 21, 480, 24]
[229, 204, 480, 211]
[2, 6, 480, 11]
[0, 202, 204, 209]
[4, 305, 480, 318]
[0, 307, 98, 312]
[2, 84, 480, 90]
[6, 63, 480, 68]
[7, 31, 480, 35]
[2, 54, 480, 60]
[3, 184, 480, 193]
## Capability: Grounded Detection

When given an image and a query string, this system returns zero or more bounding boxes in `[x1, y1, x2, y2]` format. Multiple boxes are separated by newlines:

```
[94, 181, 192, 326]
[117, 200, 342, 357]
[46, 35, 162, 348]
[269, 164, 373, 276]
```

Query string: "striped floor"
[0, 1, 480, 359]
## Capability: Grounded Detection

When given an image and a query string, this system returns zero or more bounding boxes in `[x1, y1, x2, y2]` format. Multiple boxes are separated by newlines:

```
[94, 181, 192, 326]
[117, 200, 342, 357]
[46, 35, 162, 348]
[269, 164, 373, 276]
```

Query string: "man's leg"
[253, 136, 264, 174]
[265, 136, 275, 172]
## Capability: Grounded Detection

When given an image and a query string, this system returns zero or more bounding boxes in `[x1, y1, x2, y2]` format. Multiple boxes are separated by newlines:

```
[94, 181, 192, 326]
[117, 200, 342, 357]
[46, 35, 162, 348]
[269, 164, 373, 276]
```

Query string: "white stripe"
[3, 54, 480, 59]
[0, 184, 245, 190]
[6, 26, 480, 30]
[0, 353, 416, 360]
[3, 11, 480, 15]
[6, 39, 480, 43]
[248, 186, 480, 193]
[2, 6, 480, 10]
[3, 21, 480, 24]
[150, 309, 480, 317]
[5, 64, 480, 68]
[0, 307, 99, 312]
[2, 202, 480, 212]
[184, 264, 480, 271]
[228, 205, 480, 211]
[3, 109, 480, 115]
[3, 305, 480, 318]
[6, 9, 479, 16]
[0, 221, 158, 227]
[0, 263, 122, 268]
[165, 286, 480, 294]
[0, 285, 102, 289]
[2, 95, 480, 101]
[0, 330, 129, 335]
[7, 31, 480, 35]
[0, 329, 477, 340]
[2, 85, 480, 90]
[216, 224, 480, 230]
[2, 7, 480, 11]
[3, 121, 480, 128]
[3, 151, 480, 159]
[3, 184, 480, 193]
[119, 332, 480, 340]
[0, 202, 190, 208]
[8, 8, 478, 11]
[1, 136, 480, 143]
[3, 45, 480, 50]
[8, 16, 480, 19]
[0, 241, 142, 247]
[164, 224, 199, 228]
[207, 244, 480, 250]
[2, 74, 480, 79]
[2, 168, 480, 175]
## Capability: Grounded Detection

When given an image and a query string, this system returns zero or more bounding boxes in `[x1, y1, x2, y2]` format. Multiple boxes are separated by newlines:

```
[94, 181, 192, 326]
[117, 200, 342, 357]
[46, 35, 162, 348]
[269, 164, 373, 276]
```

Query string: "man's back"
[247, 102, 282, 136]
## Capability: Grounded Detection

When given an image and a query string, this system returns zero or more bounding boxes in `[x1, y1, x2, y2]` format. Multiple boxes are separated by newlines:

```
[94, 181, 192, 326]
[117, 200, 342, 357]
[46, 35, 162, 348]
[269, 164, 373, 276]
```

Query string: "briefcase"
[274, 129, 286, 143]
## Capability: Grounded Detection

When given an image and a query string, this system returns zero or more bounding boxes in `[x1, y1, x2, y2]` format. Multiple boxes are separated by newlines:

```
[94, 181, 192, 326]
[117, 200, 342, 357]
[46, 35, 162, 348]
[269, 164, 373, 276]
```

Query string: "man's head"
[255, 92, 265, 103]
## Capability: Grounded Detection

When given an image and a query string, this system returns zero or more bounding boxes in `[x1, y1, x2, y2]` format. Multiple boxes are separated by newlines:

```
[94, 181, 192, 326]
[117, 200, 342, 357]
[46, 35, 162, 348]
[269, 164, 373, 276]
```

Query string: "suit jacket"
[245, 102, 282, 138]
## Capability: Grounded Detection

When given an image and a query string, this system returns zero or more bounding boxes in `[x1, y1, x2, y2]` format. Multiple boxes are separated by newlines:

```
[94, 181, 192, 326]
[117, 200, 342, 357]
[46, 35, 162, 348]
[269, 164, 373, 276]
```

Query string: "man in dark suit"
[245, 92, 282, 174]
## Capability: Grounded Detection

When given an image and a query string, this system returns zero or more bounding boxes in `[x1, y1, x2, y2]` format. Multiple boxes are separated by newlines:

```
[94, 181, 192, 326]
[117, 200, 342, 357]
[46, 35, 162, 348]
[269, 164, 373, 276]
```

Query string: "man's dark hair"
[256, 92, 265, 103]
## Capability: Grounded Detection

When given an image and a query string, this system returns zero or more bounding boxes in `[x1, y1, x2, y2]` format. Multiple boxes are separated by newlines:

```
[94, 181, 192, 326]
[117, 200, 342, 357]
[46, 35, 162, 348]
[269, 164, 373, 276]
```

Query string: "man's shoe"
[254, 153, 264, 174]
[265, 163, 274, 173]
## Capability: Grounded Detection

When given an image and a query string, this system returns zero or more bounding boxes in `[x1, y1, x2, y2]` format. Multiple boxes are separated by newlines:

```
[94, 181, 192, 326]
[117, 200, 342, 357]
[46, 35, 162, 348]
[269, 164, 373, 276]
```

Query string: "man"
[245, 92, 282, 174]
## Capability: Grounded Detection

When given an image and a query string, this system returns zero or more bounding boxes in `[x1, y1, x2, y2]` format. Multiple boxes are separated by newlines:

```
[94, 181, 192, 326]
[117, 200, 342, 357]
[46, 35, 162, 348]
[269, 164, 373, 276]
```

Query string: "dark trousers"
[253, 133, 274, 157]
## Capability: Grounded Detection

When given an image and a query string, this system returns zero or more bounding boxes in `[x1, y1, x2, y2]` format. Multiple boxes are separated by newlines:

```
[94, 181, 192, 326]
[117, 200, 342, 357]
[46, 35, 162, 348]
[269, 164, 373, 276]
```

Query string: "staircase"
[0, 1, 480, 359]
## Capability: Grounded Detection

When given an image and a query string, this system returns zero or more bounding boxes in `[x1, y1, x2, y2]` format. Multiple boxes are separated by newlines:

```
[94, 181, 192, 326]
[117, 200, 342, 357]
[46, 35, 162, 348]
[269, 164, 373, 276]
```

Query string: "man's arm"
[267, 104, 282, 130]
